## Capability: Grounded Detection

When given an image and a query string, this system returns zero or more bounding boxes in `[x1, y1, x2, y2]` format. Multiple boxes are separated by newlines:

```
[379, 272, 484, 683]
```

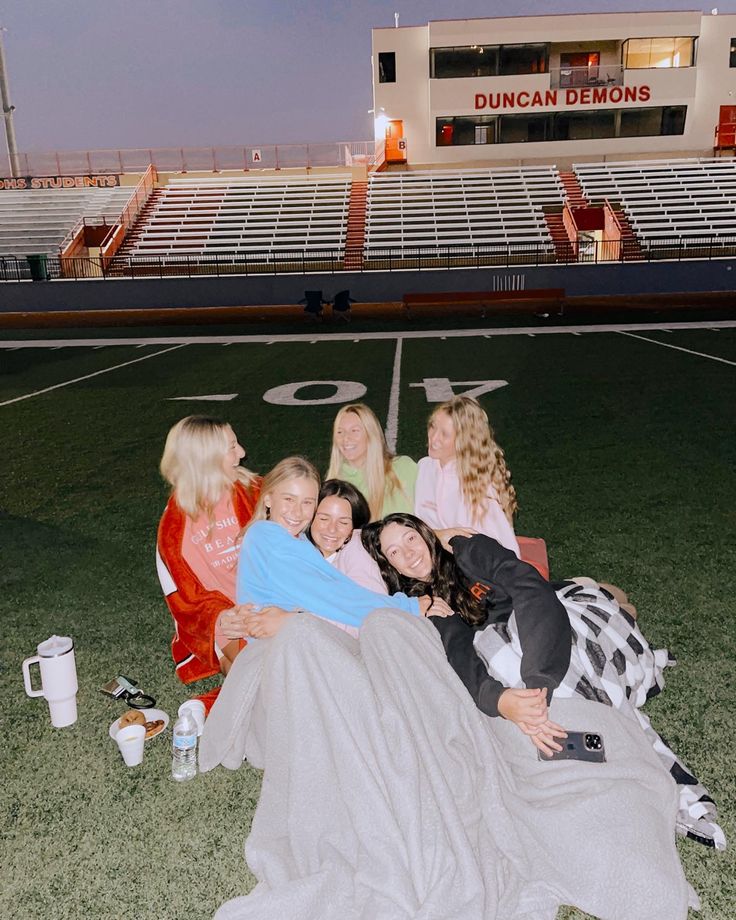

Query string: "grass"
[1, 322, 734, 919]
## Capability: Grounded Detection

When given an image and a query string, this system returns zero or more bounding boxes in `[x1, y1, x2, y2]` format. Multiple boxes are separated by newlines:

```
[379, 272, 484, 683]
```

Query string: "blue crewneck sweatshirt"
[236, 520, 419, 627]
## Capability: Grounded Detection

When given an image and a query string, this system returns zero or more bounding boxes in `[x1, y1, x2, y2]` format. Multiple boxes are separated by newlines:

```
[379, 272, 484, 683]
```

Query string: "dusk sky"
[1, 0, 734, 153]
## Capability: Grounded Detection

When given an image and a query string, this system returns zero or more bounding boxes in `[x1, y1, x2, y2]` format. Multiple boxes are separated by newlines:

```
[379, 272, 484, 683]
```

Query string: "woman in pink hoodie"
[415, 396, 521, 557]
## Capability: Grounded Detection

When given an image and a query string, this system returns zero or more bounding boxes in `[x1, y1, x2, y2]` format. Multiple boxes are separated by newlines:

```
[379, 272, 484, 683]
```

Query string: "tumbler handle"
[22, 656, 44, 698]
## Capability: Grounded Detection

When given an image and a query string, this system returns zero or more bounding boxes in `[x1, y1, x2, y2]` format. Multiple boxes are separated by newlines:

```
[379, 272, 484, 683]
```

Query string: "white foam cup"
[178, 699, 206, 737]
[116, 724, 146, 767]
[22, 635, 79, 728]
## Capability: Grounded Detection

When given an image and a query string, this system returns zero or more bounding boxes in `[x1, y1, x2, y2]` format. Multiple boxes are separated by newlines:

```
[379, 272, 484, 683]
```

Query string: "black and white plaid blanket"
[473, 580, 726, 851]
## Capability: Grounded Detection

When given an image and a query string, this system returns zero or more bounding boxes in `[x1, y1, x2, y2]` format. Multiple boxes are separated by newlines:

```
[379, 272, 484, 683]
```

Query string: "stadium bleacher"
[573, 158, 736, 241]
[2, 158, 735, 275]
[122, 174, 351, 258]
[0, 186, 133, 257]
[364, 167, 565, 256]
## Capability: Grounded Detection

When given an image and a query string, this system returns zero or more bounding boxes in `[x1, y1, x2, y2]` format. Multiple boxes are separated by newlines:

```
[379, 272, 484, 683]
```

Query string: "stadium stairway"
[559, 170, 588, 208]
[607, 202, 644, 261]
[545, 169, 585, 261]
[545, 170, 645, 262]
[344, 180, 367, 271]
[112, 188, 166, 265]
[543, 206, 575, 262]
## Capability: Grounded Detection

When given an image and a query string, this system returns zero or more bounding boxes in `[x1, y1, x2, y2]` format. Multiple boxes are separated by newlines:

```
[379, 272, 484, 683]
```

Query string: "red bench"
[402, 288, 565, 316]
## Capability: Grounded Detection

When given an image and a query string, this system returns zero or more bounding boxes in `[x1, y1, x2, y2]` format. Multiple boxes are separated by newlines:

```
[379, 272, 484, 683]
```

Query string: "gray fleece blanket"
[199, 610, 697, 920]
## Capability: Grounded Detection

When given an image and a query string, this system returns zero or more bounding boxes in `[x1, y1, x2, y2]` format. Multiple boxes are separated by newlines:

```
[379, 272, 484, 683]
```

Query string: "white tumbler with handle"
[22, 635, 78, 728]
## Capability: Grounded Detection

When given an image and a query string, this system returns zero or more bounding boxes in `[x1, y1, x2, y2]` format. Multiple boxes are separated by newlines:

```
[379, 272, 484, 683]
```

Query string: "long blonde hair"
[430, 397, 517, 523]
[160, 416, 257, 520]
[326, 403, 402, 521]
[248, 456, 320, 533]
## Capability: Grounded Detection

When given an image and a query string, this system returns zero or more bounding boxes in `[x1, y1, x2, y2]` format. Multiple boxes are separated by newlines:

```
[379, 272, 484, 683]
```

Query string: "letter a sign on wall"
[251, 149, 262, 163]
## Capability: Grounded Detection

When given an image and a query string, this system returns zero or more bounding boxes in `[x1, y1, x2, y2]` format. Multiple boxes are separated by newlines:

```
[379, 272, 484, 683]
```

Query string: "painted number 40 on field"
[262, 377, 508, 406]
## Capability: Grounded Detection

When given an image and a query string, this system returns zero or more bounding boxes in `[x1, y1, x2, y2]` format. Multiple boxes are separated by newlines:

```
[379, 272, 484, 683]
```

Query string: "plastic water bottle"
[171, 709, 198, 782]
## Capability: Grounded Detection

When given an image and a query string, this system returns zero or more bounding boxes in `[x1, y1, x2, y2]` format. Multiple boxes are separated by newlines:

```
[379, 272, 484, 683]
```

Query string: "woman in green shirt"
[326, 403, 417, 520]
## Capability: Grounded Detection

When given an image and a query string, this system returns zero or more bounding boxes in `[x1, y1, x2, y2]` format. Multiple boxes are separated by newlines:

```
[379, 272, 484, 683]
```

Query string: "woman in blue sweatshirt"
[235, 457, 450, 639]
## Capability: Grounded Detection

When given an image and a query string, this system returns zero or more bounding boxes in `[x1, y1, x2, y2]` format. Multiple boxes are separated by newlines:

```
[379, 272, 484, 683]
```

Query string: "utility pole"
[0, 27, 20, 177]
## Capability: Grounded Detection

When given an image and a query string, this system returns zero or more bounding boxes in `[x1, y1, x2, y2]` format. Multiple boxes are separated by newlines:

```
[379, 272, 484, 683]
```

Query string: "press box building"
[371, 10, 736, 167]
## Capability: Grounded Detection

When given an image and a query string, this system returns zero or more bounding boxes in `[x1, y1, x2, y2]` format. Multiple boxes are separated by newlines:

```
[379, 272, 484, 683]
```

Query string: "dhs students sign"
[0, 175, 121, 191]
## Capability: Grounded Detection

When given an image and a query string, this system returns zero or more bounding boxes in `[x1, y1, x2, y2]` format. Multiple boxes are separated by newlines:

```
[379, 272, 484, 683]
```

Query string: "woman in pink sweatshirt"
[414, 396, 521, 557]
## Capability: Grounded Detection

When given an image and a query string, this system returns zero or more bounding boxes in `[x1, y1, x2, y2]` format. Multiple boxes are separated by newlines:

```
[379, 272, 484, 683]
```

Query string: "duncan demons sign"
[475, 85, 651, 111]
[0, 175, 121, 191]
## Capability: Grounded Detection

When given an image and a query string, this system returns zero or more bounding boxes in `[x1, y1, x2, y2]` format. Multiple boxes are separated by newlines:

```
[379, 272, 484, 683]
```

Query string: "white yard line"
[0, 344, 188, 408]
[618, 332, 736, 367]
[1, 320, 735, 349]
[384, 337, 403, 453]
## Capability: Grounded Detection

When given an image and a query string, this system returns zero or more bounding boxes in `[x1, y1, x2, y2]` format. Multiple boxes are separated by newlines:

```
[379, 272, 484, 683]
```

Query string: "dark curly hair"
[361, 512, 487, 627]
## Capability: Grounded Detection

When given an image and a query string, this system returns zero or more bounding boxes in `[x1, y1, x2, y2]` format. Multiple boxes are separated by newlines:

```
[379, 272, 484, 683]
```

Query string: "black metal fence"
[2, 235, 736, 282]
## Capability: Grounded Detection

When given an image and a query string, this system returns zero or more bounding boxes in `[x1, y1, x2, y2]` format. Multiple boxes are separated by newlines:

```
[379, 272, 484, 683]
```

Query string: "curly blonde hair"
[326, 404, 403, 521]
[160, 416, 257, 520]
[429, 397, 517, 523]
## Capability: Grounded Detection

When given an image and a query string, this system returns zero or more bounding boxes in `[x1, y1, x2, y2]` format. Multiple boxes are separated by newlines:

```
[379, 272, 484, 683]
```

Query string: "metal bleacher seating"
[364, 167, 564, 256]
[0, 186, 133, 257]
[124, 175, 350, 259]
[573, 158, 736, 241]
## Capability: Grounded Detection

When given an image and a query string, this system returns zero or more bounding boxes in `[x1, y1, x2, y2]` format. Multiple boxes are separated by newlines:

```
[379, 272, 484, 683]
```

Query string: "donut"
[119, 710, 146, 729]
[145, 719, 165, 738]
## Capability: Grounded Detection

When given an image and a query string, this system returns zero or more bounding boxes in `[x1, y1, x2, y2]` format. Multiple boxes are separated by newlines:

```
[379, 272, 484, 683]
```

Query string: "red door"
[560, 52, 600, 87]
[717, 106, 736, 149]
[385, 120, 407, 164]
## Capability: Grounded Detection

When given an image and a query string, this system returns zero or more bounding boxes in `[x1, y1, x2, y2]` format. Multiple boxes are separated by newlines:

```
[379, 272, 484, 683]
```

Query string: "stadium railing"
[56, 165, 159, 272]
[2, 235, 736, 282]
[0, 142, 381, 177]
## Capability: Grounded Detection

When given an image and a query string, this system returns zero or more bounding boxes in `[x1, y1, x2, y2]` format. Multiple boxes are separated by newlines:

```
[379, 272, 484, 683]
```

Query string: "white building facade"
[371, 11, 736, 167]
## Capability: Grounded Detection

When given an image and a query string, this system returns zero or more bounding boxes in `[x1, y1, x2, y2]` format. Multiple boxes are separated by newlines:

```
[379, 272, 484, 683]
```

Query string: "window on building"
[436, 116, 498, 145]
[730, 39, 736, 67]
[430, 43, 547, 78]
[553, 109, 616, 141]
[430, 45, 498, 78]
[559, 52, 601, 88]
[378, 52, 396, 83]
[622, 37, 696, 69]
[661, 105, 686, 134]
[499, 43, 548, 75]
[620, 105, 686, 136]
[435, 105, 687, 146]
[498, 114, 552, 144]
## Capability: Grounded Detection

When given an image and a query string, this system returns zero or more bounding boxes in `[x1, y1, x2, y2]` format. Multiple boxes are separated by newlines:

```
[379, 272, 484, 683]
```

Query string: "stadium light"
[0, 27, 20, 177]
[370, 107, 389, 140]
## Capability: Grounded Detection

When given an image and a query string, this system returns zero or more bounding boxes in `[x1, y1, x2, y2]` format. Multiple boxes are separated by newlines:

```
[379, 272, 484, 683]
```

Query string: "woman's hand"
[434, 527, 476, 553]
[217, 604, 259, 639]
[418, 596, 454, 618]
[497, 687, 549, 727]
[519, 719, 568, 758]
[241, 606, 295, 639]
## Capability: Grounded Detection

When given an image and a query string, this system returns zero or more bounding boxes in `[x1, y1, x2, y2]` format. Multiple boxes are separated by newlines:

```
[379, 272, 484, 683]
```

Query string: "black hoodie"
[429, 534, 571, 718]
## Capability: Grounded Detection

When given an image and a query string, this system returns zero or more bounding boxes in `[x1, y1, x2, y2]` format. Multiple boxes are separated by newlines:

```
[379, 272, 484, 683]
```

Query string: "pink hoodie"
[414, 457, 520, 557]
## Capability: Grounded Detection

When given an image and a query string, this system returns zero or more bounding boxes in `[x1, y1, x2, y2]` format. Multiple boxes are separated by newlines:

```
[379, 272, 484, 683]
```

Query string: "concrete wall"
[2, 260, 735, 314]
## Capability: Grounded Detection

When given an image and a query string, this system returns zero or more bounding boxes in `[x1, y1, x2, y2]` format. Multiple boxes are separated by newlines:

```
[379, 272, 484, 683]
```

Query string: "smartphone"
[538, 731, 606, 763]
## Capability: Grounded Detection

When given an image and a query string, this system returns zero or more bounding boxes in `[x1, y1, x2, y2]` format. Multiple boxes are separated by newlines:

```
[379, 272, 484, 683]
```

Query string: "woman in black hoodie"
[362, 511, 572, 756]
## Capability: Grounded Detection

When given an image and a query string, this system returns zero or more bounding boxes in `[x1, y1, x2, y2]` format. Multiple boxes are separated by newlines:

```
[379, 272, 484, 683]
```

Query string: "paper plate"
[109, 708, 169, 742]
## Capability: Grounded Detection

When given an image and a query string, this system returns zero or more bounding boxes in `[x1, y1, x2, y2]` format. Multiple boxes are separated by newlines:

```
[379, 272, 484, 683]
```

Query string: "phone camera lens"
[585, 734, 601, 750]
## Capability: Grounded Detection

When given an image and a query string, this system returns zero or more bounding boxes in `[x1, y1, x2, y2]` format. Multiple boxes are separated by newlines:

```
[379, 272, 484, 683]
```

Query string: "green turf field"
[2, 320, 735, 919]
